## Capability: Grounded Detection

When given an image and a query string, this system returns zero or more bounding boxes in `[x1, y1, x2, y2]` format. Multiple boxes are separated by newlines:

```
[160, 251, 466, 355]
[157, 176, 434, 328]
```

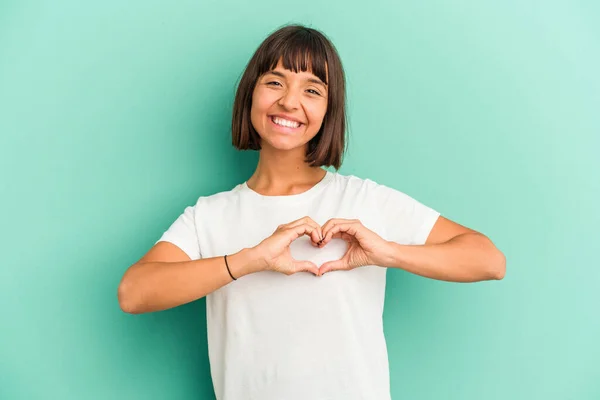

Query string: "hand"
[317, 218, 392, 275]
[254, 216, 323, 276]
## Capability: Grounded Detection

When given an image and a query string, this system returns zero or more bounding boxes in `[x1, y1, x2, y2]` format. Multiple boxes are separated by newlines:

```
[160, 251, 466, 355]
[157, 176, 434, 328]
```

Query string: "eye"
[267, 81, 282, 87]
[306, 88, 321, 96]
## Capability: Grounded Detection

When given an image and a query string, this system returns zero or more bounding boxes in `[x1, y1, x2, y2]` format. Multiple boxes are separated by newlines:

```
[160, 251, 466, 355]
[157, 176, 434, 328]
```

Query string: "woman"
[118, 24, 506, 400]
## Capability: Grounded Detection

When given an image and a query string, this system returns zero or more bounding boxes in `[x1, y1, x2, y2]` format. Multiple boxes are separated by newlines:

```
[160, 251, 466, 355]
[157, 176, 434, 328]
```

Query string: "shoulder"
[330, 172, 435, 217]
[330, 171, 377, 190]
[329, 171, 405, 199]
[188, 183, 246, 211]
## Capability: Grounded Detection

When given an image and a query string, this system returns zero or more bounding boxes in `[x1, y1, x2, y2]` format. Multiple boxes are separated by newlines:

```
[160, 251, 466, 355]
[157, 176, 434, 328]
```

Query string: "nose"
[277, 88, 300, 110]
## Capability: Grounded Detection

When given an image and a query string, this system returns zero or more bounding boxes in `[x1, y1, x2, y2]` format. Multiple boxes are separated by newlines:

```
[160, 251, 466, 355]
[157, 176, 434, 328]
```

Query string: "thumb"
[294, 260, 319, 276]
[319, 259, 347, 276]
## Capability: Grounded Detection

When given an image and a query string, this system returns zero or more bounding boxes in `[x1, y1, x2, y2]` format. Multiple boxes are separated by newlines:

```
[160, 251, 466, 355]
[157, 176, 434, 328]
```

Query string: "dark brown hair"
[231, 24, 347, 170]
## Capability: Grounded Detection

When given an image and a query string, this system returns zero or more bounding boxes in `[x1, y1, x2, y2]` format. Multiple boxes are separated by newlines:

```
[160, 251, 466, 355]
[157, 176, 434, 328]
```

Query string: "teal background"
[1, 1, 598, 399]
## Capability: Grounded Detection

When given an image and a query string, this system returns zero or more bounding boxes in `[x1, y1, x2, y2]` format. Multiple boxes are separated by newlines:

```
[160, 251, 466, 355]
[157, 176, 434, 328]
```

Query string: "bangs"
[232, 24, 347, 169]
[258, 31, 329, 85]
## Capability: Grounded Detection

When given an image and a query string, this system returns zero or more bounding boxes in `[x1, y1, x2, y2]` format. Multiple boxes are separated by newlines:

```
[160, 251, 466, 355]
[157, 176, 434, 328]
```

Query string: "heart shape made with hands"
[288, 235, 349, 268]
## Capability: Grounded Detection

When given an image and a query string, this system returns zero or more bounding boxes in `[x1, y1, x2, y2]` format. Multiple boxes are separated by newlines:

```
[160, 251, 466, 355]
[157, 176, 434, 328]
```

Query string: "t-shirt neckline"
[241, 170, 334, 204]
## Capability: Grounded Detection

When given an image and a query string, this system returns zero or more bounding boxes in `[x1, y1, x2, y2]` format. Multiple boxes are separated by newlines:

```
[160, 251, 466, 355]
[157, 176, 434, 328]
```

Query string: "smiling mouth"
[270, 116, 303, 129]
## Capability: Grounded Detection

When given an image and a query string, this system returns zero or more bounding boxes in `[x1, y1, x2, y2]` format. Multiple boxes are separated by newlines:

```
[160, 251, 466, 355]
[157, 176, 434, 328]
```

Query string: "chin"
[261, 136, 308, 152]
[266, 141, 303, 151]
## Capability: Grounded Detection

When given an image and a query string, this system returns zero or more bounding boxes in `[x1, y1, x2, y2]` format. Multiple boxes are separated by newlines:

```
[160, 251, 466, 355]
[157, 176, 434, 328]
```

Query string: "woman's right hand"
[254, 216, 323, 276]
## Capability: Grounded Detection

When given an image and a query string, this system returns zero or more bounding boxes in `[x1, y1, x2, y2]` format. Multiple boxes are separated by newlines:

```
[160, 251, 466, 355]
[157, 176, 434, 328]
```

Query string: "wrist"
[227, 247, 267, 278]
[381, 240, 402, 267]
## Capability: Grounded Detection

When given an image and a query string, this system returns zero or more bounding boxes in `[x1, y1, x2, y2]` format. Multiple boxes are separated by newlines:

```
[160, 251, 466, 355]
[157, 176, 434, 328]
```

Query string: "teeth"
[272, 117, 300, 128]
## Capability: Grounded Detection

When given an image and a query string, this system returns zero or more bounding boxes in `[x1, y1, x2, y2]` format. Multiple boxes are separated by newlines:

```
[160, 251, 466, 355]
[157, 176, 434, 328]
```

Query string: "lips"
[270, 116, 303, 129]
[269, 114, 304, 124]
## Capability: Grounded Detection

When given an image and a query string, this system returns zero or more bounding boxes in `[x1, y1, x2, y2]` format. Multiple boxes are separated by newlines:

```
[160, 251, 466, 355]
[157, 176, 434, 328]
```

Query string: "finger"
[285, 217, 323, 242]
[286, 223, 320, 243]
[320, 219, 359, 242]
[294, 260, 319, 276]
[285, 215, 317, 227]
[320, 218, 349, 235]
[322, 222, 360, 245]
[310, 225, 323, 244]
[332, 232, 354, 243]
[319, 259, 347, 275]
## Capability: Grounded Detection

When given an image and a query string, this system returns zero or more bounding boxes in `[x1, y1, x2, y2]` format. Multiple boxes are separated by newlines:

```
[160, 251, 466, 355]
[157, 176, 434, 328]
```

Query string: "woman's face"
[250, 58, 328, 152]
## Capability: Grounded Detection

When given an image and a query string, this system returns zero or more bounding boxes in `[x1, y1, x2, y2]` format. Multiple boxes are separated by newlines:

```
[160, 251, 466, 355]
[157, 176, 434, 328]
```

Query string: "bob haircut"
[231, 24, 347, 170]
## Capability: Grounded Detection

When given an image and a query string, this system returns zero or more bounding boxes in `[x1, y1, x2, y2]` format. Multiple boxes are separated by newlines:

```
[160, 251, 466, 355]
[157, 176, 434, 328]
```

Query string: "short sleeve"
[155, 204, 202, 260]
[373, 183, 441, 245]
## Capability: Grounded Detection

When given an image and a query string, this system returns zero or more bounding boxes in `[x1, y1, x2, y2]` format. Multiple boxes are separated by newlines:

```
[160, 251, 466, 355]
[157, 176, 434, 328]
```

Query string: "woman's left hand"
[317, 218, 392, 275]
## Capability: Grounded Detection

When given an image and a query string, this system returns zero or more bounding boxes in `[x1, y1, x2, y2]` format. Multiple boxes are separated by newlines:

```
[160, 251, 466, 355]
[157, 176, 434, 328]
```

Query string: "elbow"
[118, 278, 142, 314]
[488, 250, 506, 280]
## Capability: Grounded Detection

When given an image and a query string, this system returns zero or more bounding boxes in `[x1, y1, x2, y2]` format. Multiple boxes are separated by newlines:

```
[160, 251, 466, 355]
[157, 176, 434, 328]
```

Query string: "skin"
[248, 58, 506, 280]
[246, 58, 333, 275]
[117, 56, 505, 315]
[246, 58, 329, 197]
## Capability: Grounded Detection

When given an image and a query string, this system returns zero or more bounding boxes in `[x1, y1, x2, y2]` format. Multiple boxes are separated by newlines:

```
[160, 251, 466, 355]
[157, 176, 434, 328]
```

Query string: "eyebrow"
[265, 70, 328, 88]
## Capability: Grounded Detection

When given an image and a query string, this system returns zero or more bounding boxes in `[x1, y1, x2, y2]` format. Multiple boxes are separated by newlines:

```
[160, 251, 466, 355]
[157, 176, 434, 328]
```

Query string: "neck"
[246, 144, 326, 196]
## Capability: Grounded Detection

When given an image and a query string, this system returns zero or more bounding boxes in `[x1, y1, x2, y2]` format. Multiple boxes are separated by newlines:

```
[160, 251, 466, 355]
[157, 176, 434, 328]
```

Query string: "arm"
[117, 242, 262, 314]
[118, 216, 323, 314]
[384, 216, 506, 282]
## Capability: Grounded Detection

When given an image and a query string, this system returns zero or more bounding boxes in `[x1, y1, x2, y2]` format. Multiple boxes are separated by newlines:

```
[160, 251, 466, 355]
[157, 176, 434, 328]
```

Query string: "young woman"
[118, 24, 505, 400]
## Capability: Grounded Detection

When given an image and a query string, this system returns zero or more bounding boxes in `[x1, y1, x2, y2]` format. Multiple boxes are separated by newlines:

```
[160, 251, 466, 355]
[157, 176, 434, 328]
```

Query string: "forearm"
[118, 247, 263, 314]
[383, 233, 506, 282]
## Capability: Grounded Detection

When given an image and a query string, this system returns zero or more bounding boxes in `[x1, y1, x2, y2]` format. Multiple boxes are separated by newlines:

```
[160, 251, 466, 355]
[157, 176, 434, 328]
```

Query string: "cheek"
[253, 87, 278, 110]
[306, 102, 328, 126]
[250, 92, 263, 115]
[250, 92, 270, 126]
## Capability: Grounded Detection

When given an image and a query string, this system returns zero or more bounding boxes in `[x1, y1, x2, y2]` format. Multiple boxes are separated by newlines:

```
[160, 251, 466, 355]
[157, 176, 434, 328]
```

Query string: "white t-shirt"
[155, 170, 440, 400]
